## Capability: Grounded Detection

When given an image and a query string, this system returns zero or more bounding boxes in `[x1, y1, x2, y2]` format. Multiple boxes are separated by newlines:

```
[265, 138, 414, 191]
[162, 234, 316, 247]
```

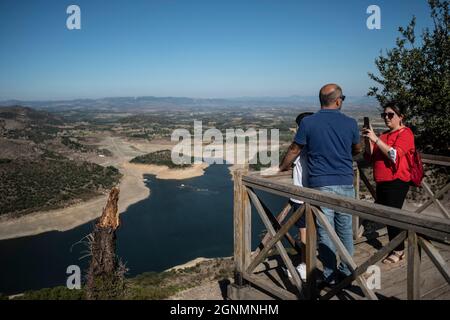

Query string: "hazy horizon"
[0, 0, 433, 100]
[0, 94, 378, 103]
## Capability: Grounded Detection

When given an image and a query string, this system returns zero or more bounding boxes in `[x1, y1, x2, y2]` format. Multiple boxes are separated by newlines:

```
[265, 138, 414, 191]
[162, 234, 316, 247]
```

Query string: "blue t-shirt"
[294, 109, 360, 188]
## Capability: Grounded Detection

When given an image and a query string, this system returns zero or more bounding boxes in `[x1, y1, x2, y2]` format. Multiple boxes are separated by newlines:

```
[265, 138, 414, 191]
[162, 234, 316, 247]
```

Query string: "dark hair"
[296, 112, 314, 126]
[383, 100, 406, 117]
[319, 85, 342, 107]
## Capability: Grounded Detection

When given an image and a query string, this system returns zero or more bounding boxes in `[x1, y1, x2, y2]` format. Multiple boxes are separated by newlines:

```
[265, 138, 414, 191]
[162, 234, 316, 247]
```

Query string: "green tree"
[368, 0, 449, 155]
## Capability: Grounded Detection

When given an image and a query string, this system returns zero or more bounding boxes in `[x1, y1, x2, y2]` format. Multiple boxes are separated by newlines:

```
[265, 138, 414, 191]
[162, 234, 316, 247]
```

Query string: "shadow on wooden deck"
[229, 235, 450, 300]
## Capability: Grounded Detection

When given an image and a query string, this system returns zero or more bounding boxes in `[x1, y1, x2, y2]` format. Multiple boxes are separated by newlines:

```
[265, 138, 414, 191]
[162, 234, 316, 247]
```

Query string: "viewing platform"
[228, 154, 450, 300]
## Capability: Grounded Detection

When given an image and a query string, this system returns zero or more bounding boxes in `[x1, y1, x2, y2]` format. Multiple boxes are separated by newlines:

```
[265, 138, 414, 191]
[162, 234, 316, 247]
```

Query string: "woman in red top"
[363, 102, 415, 264]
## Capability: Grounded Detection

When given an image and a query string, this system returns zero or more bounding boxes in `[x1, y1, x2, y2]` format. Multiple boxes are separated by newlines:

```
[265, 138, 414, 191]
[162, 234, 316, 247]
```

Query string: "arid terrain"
[0, 101, 381, 240]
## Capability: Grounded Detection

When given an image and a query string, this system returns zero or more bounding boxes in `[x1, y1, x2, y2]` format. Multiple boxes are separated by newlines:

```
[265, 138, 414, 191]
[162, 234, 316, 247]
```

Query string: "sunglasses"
[381, 112, 396, 119]
[340, 95, 346, 101]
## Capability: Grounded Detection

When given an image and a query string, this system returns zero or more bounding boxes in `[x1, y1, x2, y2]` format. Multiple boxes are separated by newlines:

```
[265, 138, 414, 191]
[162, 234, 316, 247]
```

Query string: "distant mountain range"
[0, 95, 379, 112]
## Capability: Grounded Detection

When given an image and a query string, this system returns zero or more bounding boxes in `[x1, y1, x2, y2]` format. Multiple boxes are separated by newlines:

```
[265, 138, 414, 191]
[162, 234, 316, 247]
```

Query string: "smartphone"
[364, 117, 370, 129]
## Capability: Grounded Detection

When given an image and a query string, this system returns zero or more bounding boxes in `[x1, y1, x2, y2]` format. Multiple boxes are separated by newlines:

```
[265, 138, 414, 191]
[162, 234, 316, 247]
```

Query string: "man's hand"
[279, 142, 302, 172]
[260, 166, 280, 176]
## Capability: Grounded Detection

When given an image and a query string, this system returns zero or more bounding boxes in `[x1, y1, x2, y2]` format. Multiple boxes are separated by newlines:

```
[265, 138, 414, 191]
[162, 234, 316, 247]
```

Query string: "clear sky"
[0, 0, 433, 100]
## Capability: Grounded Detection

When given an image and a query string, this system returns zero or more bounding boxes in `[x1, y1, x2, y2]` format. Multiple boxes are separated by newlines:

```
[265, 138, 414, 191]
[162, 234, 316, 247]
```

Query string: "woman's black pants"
[376, 179, 410, 251]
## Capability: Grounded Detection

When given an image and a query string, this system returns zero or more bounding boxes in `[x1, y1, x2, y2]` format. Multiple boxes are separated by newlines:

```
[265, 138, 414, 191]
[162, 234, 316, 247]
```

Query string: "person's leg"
[376, 182, 396, 243]
[332, 185, 356, 277]
[386, 226, 404, 251]
[376, 180, 410, 252]
[292, 202, 306, 263]
[284, 202, 308, 280]
[315, 185, 355, 280]
[314, 187, 338, 283]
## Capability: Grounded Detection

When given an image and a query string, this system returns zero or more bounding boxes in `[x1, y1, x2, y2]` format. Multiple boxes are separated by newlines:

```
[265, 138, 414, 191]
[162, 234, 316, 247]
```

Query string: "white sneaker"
[284, 263, 307, 281]
[297, 263, 307, 281]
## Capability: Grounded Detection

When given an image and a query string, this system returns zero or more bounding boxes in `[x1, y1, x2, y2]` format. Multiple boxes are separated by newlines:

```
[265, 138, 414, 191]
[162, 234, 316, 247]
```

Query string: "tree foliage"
[368, 0, 450, 155]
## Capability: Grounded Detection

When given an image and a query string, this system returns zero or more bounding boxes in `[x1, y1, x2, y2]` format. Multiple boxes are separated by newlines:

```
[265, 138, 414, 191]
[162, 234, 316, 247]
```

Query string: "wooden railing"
[231, 161, 450, 300]
[353, 153, 450, 241]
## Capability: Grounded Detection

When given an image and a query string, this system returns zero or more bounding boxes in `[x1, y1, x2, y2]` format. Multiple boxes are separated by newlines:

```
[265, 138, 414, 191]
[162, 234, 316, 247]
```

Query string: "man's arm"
[279, 142, 302, 172]
[352, 143, 362, 156]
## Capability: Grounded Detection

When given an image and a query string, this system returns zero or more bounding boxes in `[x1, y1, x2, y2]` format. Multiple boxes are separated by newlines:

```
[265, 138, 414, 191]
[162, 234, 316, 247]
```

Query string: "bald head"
[319, 84, 343, 108]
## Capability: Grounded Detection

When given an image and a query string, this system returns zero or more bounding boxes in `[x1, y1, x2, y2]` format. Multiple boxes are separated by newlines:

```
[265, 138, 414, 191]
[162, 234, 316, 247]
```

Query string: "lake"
[0, 164, 286, 295]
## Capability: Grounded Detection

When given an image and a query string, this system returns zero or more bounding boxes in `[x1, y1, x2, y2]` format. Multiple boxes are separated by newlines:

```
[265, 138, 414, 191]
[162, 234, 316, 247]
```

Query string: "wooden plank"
[407, 231, 421, 300]
[422, 159, 450, 166]
[243, 273, 298, 300]
[243, 176, 450, 235]
[246, 196, 305, 275]
[421, 284, 450, 300]
[246, 188, 304, 296]
[312, 206, 378, 300]
[305, 203, 317, 300]
[354, 227, 388, 245]
[254, 202, 292, 257]
[358, 166, 377, 201]
[416, 182, 450, 218]
[253, 258, 280, 274]
[250, 169, 293, 178]
[430, 240, 450, 252]
[249, 235, 449, 300]
[257, 199, 300, 254]
[320, 231, 407, 300]
[421, 153, 450, 167]
[414, 182, 450, 215]
[373, 239, 450, 299]
[418, 236, 450, 284]
[242, 175, 450, 242]
[353, 167, 362, 240]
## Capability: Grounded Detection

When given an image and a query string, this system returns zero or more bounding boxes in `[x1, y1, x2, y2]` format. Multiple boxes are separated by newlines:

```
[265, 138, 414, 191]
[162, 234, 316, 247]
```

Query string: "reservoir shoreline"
[0, 162, 209, 241]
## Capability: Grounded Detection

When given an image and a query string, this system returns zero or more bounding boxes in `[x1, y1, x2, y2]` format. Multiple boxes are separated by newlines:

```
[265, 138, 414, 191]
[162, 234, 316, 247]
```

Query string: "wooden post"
[242, 172, 252, 271]
[407, 231, 421, 300]
[305, 203, 317, 300]
[233, 168, 251, 286]
[353, 164, 361, 240]
[358, 166, 377, 201]
[233, 169, 244, 285]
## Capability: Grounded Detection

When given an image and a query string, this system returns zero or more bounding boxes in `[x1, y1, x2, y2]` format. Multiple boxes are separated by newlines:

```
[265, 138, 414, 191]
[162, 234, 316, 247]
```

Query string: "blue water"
[0, 164, 286, 295]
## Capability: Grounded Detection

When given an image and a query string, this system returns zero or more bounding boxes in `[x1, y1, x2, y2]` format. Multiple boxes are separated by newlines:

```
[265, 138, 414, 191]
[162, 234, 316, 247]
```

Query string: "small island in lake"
[130, 150, 194, 169]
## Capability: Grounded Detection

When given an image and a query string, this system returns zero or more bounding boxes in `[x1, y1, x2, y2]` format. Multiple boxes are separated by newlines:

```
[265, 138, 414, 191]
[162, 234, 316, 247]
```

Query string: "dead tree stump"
[86, 187, 126, 300]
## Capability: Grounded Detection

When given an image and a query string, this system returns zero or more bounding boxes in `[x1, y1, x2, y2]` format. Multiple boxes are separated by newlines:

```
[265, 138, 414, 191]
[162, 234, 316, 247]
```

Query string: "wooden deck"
[229, 235, 450, 300]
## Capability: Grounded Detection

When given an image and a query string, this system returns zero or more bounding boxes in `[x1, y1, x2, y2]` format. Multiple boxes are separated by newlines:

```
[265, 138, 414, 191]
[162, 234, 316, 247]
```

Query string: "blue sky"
[0, 0, 433, 100]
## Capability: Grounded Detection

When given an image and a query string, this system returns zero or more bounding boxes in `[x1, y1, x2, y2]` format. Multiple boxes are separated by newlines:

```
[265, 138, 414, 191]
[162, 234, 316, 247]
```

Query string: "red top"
[369, 127, 415, 184]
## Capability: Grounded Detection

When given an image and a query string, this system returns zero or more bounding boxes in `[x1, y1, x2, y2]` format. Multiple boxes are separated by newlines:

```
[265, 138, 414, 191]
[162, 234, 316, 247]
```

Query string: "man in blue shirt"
[280, 84, 362, 285]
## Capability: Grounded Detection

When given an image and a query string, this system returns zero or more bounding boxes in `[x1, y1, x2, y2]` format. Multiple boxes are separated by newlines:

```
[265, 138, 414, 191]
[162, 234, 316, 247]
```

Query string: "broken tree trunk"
[86, 187, 125, 300]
